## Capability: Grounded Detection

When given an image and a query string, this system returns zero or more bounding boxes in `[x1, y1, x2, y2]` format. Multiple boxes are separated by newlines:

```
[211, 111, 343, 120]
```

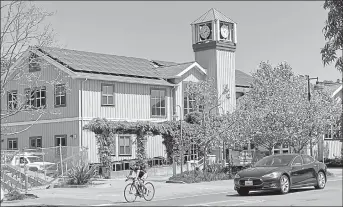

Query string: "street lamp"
[305, 75, 318, 157]
[174, 105, 183, 174]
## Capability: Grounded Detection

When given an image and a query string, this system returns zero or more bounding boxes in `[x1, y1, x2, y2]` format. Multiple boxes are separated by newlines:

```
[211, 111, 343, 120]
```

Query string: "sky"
[34, 1, 341, 82]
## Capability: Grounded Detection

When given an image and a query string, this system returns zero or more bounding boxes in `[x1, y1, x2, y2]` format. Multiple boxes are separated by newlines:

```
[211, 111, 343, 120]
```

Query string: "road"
[112, 176, 342, 206]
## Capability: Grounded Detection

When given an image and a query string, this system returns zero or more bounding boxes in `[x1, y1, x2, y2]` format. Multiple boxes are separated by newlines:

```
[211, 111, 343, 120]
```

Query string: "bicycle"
[123, 176, 155, 203]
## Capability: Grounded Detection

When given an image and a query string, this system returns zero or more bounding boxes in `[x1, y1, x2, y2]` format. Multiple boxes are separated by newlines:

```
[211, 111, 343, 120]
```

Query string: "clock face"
[199, 25, 211, 39]
[220, 25, 229, 39]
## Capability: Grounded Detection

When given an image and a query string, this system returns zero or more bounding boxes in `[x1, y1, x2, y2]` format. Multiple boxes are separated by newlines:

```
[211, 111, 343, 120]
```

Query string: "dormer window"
[29, 53, 41, 72]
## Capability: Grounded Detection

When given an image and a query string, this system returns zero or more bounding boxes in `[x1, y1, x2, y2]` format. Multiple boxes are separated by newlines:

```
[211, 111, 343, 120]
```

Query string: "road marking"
[112, 191, 234, 205]
[187, 199, 265, 206]
[93, 204, 114, 207]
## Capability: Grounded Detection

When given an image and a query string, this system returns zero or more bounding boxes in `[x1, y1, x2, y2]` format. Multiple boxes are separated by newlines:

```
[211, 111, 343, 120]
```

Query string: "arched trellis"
[83, 118, 198, 174]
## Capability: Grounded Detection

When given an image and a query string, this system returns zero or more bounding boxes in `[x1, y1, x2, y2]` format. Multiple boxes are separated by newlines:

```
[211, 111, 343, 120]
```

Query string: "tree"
[1, 1, 63, 136]
[184, 79, 234, 170]
[234, 62, 340, 154]
[321, 0, 343, 140]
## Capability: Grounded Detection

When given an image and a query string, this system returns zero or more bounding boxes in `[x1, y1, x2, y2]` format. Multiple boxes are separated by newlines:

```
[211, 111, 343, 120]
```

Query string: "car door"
[301, 155, 317, 183]
[290, 155, 306, 185]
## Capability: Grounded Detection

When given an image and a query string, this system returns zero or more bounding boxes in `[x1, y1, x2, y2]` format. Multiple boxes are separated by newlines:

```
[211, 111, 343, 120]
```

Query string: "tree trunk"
[203, 146, 207, 172]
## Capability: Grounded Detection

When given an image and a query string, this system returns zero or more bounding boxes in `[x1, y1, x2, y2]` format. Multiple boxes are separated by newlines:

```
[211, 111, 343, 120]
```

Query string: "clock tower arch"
[191, 8, 237, 113]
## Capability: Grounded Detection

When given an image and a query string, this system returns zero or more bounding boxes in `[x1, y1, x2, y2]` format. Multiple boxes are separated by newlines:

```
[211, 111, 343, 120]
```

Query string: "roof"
[30, 46, 252, 87]
[191, 8, 236, 25]
[154, 62, 195, 78]
[37, 46, 161, 78]
[236, 70, 253, 87]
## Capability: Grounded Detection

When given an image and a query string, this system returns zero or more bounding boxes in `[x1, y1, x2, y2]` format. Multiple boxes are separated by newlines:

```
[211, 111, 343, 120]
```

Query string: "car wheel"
[279, 175, 290, 194]
[237, 188, 249, 196]
[314, 171, 326, 189]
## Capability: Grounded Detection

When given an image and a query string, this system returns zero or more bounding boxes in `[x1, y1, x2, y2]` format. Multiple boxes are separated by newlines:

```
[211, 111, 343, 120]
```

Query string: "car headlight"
[234, 174, 240, 179]
[262, 172, 281, 178]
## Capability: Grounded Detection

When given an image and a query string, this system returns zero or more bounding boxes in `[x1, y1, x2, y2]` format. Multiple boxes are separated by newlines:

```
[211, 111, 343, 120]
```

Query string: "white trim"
[2, 117, 79, 127]
[32, 48, 77, 78]
[332, 85, 342, 99]
[176, 62, 207, 77]
[2, 117, 170, 127]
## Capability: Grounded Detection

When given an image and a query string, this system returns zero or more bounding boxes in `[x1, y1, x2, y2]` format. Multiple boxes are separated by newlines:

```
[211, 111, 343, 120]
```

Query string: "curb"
[166, 180, 186, 184]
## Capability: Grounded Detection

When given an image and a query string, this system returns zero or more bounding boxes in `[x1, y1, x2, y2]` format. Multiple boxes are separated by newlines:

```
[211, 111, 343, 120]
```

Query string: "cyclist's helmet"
[129, 163, 139, 171]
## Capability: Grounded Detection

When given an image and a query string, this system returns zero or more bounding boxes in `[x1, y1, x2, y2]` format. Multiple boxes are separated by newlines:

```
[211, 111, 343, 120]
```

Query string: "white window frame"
[55, 134, 67, 146]
[25, 87, 46, 109]
[118, 135, 132, 156]
[7, 90, 18, 110]
[101, 84, 115, 106]
[150, 88, 166, 117]
[55, 84, 66, 107]
[8, 138, 18, 150]
[29, 136, 42, 148]
[273, 143, 290, 155]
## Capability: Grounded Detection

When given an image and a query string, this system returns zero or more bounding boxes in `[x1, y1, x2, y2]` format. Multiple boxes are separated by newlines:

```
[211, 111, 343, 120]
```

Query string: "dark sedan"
[234, 154, 327, 196]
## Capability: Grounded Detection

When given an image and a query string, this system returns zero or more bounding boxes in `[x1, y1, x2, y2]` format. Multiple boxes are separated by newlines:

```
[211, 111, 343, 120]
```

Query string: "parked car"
[10, 153, 57, 176]
[234, 154, 327, 196]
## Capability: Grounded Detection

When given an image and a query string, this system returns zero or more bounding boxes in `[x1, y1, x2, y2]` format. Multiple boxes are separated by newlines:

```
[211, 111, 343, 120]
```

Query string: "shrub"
[6, 190, 25, 201]
[67, 160, 96, 185]
[169, 164, 234, 183]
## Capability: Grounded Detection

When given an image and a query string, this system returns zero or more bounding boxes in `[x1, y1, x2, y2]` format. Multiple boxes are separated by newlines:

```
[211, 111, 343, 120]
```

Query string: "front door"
[290, 155, 305, 185]
[301, 155, 317, 183]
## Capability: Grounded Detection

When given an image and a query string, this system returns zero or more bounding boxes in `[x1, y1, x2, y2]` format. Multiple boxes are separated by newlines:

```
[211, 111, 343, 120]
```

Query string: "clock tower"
[191, 8, 237, 113]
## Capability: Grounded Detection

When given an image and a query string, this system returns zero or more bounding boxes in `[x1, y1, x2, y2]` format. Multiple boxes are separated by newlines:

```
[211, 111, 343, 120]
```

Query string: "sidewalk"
[1, 177, 234, 206]
[328, 168, 342, 177]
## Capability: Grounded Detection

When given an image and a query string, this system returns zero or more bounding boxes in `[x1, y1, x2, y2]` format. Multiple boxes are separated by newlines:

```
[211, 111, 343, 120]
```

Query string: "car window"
[254, 155, 295, 167]
[292, 156, 303, 166]
[302, 155, 315, 165]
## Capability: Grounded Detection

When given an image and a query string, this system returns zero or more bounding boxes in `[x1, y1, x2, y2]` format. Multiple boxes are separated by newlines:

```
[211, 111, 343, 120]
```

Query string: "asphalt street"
[113, 176, 342, 206]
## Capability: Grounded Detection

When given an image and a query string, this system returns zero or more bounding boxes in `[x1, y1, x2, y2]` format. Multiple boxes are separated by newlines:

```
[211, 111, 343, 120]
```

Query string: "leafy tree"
[321, 0, 343, 140]
[184, 79, 233, 170]
[1, 1, 64, 136]
[235, 62, 340, 154]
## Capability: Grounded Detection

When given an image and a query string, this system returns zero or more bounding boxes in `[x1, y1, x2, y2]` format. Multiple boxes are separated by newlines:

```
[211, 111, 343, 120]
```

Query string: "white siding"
[216, 50, 236, 113]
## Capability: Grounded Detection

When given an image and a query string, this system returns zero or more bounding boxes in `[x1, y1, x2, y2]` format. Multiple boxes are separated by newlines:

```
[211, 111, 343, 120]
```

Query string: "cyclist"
[128, 162, 148, 195]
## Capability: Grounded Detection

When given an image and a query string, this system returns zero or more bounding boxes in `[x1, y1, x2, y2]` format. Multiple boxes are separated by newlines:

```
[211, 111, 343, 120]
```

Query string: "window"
[29, 136, 42, 148]
[25, 87, 46, 109]
[301, 155, 315, 165]
[150, 89, 166, 117]
[101, 84, 114, 106]
[55, 135, 67, 146]
[29, 53, 41, 72]
[8, 138, 18, 150]
[273, 143, 290, 155]
[55, 84, 66, 107]
[184, 94, 195, 116]
[292, 156, 303, 166]
[119, 135, 131, 156]
[7, 90, 18, 110]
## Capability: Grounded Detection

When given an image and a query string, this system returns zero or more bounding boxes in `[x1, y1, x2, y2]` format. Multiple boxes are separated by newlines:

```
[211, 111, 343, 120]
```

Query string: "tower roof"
[191, 8, 236, 25]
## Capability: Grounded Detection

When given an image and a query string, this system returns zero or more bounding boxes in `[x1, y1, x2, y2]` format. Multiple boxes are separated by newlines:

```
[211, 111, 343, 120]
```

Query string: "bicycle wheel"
[143, 182, 155, 201]
[124, 183, 137, 203]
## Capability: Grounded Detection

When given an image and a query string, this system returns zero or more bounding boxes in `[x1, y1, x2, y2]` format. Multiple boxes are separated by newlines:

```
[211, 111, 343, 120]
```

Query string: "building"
[1, 8, 253, 168]
[319, 80, 342, 160]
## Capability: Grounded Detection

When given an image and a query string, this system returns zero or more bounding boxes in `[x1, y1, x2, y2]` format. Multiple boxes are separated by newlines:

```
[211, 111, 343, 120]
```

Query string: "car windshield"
[254, 155, 295, 167]
[26, 156, 42, 163]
